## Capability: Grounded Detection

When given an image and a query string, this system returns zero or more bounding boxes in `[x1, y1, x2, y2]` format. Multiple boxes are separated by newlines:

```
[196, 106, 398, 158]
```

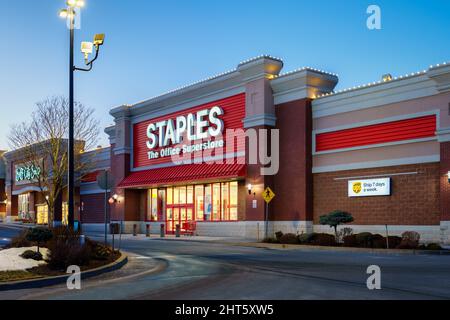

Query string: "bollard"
[146, 224, 151, 237]
[133, 224, 138, 236]
[160, 224, 165, 238]
[175, 224, 181, 238]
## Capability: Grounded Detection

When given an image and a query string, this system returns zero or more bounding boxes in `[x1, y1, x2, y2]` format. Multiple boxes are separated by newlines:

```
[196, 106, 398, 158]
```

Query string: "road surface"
[1, 227, 450, 300]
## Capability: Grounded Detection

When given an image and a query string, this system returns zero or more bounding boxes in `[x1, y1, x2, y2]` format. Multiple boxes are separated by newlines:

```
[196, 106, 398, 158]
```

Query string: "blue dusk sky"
[0, 0, 449, 150]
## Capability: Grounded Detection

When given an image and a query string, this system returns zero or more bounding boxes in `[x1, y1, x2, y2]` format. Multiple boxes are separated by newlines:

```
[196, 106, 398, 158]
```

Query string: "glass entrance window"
[204, 185, 212, 221]
[212, 184, 221, 221]
[18, 194, 30, 219]
[230, 181, 238, 220]
[222, 183, 230, 221]
[36, 204, 48, 225]
[162, 181, 240, 234]
[195, 185, 204, 221]
[62, 203, 68, 225]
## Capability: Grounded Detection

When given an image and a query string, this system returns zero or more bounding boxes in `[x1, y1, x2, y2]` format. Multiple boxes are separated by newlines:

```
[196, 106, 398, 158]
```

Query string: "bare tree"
[8, 96, 100, 224]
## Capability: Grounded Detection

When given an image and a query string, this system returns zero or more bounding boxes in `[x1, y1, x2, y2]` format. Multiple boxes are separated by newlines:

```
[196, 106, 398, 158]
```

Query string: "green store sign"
[16, 165, 41, 182]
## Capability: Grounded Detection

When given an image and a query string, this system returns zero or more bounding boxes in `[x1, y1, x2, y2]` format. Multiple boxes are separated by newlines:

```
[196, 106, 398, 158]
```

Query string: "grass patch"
[0, 270, 43, 283]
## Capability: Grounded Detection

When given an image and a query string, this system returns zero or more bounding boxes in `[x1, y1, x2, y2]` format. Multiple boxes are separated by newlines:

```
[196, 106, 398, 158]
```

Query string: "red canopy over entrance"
[118, 163, 246, 188]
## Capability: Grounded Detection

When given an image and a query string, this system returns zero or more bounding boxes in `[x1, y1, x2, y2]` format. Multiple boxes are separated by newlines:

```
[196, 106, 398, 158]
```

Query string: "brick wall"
[313, 163, 440, 226]
[440, 142, 450, 221]
[81, 193, 109, 224]
[273, 98, 313, 221]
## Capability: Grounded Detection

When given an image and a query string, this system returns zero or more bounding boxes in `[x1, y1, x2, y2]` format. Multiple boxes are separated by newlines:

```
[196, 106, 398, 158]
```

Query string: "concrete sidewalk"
[85, 232, 251, 244]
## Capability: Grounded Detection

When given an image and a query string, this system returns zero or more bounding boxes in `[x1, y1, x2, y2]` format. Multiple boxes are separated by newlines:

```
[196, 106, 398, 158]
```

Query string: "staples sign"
[132, 93, 246, 168]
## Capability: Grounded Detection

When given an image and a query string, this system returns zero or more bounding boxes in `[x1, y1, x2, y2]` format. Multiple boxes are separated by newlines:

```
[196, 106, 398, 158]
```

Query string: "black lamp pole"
[68, 7, 75, 228]
[61, 2, 104, 229]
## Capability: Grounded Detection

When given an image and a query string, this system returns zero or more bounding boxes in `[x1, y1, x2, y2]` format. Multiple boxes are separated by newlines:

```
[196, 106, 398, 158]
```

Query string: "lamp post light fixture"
[59, 0, 105, 228]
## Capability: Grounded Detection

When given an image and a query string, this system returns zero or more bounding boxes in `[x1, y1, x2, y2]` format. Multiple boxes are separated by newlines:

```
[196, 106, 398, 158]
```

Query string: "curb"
[226, 242, 450, 256]
[0, 252, 128, 291]
[0, 224, 33, 231]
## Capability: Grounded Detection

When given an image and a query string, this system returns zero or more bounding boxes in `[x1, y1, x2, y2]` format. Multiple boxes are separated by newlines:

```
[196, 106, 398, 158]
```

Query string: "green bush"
[355, 232, 373, 248]
[310, 233, 336, 246]
[371, 234, 387, 249]
[402, 231, 420, 242]
[47, 242, 92, 270]
[387, 236, 402, 249]
[343, 234, 358, 247]
[279, 233, 299, 244]
[26, 227, 53, 253]
[263, 237, 279, 244]
[20, 250, 43, 261]
[275, 231, 284, 242]
[319, 210, 354, 238]
[397, 240, 419, 250]
[91, 242, 114, 260]
[426, 243, 443, 250]
[298, 233, 315, 244]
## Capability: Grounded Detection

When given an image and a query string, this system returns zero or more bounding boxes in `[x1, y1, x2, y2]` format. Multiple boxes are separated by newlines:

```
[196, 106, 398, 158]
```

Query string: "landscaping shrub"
[310, 233, 336, 246]
[319, 210, 354, 239]
[50, 226, 82, 244]
[263, 237, 279, 244]
[402, 231, 420, 242]
[298, 233, 315, 244]
[387, 236, 402, 249]
[91, 242, 114, 260]
[279, 233, 299, 244]
[336, 227, 354, 244]
[275, 231, 284, 242]
[397, 240, 419, 250]
[355, 232, 373, 248]
[9, 230, 33, 248]
[426, 243, 443, 251]
[371, 234, 387, 249]
[26, 227, 53, 253]
[343, 234, 358, 247]
[47, 241, 91, 270]
[20, 250, 43, 261]
[398, 231, 421, 249]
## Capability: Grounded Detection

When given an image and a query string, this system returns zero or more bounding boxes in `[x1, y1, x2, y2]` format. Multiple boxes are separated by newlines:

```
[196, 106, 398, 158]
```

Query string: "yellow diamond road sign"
[263, 187, 275, 204]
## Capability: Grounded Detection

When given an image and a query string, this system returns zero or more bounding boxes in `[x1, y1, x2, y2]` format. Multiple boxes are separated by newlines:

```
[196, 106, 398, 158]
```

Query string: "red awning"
[81, 170, 101, 183]
[118, 163, 246, 188]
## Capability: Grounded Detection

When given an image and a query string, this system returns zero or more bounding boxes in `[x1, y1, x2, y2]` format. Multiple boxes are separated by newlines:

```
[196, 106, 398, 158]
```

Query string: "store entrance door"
[165, 186, 194, 234]
[166, 206, 194, 234]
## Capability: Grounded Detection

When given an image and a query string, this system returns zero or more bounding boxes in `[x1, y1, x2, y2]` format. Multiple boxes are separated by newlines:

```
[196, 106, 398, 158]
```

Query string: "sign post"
[97, 170, 114, 246]
[262, 187, 276, 240]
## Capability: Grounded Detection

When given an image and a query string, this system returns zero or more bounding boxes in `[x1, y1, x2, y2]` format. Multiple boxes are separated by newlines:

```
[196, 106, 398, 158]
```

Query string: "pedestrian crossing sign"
[263, 187, 276, 204]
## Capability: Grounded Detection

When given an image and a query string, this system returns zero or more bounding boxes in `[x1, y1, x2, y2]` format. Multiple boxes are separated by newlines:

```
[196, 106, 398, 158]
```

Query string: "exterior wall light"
[109, 194, 120, 204]
[247, 184, 253, 195]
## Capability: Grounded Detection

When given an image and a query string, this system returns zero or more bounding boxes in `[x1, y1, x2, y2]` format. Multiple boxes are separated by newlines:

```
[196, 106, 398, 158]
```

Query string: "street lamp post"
[60, 0, 105, 228]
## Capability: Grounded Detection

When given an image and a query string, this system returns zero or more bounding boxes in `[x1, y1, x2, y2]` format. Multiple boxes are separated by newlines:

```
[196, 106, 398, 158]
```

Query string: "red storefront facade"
[77, 56, 450, 243]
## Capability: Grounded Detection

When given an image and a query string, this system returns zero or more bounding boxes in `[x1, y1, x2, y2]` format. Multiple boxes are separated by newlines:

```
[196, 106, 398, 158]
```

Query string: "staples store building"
[95, 56, 450, 243]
